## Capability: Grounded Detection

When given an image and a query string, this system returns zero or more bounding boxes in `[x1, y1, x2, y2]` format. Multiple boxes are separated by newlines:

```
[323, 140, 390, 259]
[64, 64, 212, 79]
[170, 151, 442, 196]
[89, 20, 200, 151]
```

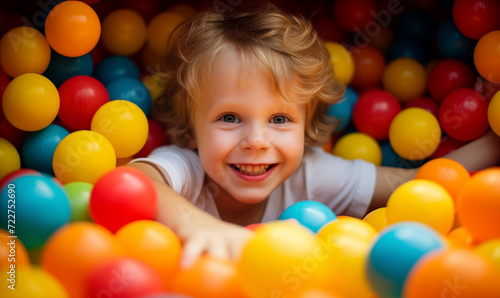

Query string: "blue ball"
[21, 124, 69, 175]
[279, 201, 337, 233]
[386, 39, 427, 64]
[395, 11, 434, 45]
[436, 18, 476, 62]
[43, 50, 93, 87]
[0, 175, 71, 249]
[94, 56, 141, 86]
[366, 222, 446, 298]
[327, 87, 358, 133]
[106, 77, 152, 117]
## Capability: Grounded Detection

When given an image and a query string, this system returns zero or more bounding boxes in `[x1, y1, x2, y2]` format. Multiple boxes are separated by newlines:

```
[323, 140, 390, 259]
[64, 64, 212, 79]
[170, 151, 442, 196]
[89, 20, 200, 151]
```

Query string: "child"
[128, 3, 500, 268]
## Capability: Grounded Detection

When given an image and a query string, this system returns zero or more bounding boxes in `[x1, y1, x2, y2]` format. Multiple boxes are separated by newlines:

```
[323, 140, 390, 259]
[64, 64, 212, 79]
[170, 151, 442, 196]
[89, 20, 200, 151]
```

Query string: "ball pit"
[278, 201, 337, 233]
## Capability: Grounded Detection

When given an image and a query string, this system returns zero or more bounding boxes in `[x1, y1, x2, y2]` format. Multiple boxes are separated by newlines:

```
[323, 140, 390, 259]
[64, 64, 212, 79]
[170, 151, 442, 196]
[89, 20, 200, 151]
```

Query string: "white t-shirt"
[131, 145, 376, 222]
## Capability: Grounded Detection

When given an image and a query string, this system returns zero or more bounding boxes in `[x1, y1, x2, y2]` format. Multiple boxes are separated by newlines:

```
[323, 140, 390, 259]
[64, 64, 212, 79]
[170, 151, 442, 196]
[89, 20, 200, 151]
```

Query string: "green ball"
[64, 182, 93, 222]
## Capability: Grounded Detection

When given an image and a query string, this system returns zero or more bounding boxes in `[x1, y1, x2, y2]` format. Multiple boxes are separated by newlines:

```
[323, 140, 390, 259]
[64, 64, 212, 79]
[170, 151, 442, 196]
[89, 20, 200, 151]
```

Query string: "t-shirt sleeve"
[297, 146, 376, 218]
[128, 145, 205, 205]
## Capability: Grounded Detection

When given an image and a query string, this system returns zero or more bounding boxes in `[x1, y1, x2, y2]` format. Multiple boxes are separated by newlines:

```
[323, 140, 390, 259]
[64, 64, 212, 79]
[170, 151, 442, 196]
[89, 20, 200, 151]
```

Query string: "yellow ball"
[0, 26, 51, 78]
[91, 100, 149, 158]
[237, 221, 330, 297]
[386, 179, 455, 235]
[53, 130, 116, 184]
[0, 138, 21, 180]
[317, 216, 376, 242]
[475, 239, 500, 273]
[389, 108, 441, 160]
[147, 11, 185, 57]
[488, 90, 500, 137]
[101, 9, 147, 56]
[382, 57, 427, 102]
[362, 207, 388, 232]
[2, 73, 59, 131]
[0, 266, 68, 298]
[332, 132, 381, 165]
[324, 42, 355, 85]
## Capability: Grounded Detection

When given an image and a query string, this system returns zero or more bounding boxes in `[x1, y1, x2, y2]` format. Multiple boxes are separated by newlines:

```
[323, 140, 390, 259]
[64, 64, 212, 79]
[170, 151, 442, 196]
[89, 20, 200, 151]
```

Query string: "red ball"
[352, 89, 402, 140]
[452, 0, 500, 40]
[439, 88, 489, 141]
[333, 0, 376, 33]
[350, 45, 386, 88]
[404, 97, 440, 119]
[427, 59, 476, 103]
[86, 257, 164, 298]
[429, 135, 468, 159]
[90, 167, 157, 233]
[134, 119, 168, 158]
[58, 75, 110, 130]
[0, 169, 40, 193]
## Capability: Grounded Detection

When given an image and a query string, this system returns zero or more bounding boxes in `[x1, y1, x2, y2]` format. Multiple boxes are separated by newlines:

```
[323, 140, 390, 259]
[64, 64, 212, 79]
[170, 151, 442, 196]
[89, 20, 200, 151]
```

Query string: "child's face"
[192, 48, 306, 205]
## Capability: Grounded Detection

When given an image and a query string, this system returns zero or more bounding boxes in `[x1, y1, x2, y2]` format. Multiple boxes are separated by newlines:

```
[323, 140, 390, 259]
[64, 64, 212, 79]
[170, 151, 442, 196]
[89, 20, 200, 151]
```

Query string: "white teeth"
[233, 164, 271, 176]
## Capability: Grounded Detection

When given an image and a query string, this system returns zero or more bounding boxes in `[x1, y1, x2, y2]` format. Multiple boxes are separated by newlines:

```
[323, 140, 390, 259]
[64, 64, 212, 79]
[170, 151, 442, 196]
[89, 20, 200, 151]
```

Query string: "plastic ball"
[142, 73, 167, 103]
[0, 175, 70, 249]
[324, 42, 355, 85]
[439, 88, 489, 141]
[134, 119, 168, 158]
[0, 169, 40, 193]
[456, 167, 500, 242]
[489, 90, 500, 137]
[352, 89, 401, 140]
[369, 26, 395, 53]
[386, 179, 455, 235]
[94, 55, 141, 86]
[170, 255, 245, 298]
[475, 239, 500, 273]
[0, 229, 30, 269]
[0, 26, 51, 78]
[474, 30, 500, 83]
[237, 220, 330, 297]
[395, 11, 434, 44]
[147, 11, 185, 57]
[380, 141, 424, 169]
[326, 87, 358, 133]
[52, 130, 116, 184]
[115, 220, 182, 289]
[350, 45, 385, 88]
[0, 113, 29, 150]
[86, 257, 164, 298]
[89, 166, 157, 233]
[106, 77, 152, 117]
[0, 266, 68, 298]
[0, 138, 20, 180]
[427, 59, 476, 103]
[362, 207, 388, 232]
[44, 1, 101, 57]
[429, 134, 468, 159]
[403, 96, 440, 119]
[64, 182, 93, 222]
[91, 100, 149, 158]
[447, 226, 474, 248]
[366, 222, 447, 298]
[386, 39, 427, 65]
[332, 0, 376, 33]
[404, 248, 500, 298]
[2, 73, 59, 131]
[41, 222, 125, 298]
[278, 201, 337, 233]
[101, 9, 147, 56]
[43, 50, 94, 87]
[317, 216, 376, 242]
[415, 158, 470, 203]
[58, 75, 110, 130]
[332, 132, 382, 165]
[389, 108, 441, 160]
[436, 18, 476, 61]
[382, 57, 427, 102]
[452, 0, 500, 40]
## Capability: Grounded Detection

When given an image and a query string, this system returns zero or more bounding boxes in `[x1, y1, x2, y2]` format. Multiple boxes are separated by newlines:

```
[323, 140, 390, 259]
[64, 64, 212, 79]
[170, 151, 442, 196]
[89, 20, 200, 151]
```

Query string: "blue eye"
[220, 114, 240, 123]
[270, 115, 288, 124]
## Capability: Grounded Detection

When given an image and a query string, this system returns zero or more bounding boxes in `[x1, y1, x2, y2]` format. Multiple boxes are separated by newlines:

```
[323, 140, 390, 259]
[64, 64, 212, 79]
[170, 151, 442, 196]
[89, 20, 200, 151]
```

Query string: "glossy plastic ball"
[106, 77, 152, 117]
[43, 51, 93, 87]
[362, 207, 387, 232]
[101, 9, 147, 56]
[452, 0, 500, 40]
[332, 132, 382, 165]
[94, 55, 141, 86]
[427, 59, 476, 103]
[279, 201, 337, 233]
[350, 45, 385, 88]
[332, 0, 376, 33]
[324, 42, 355, 85]
[475, 30, 500, 83]
[326, 87, 358, 133]
[382, 57, 427, 102]
[488, 90, 500, 137]
[403, 97, 440, 119]
[0, 138, 20, 180]
[0, 266, 68, 298]
[437, 18, 476, 61]
[147, 11, 185, 57]
[134, 119, 168, 158]
[64, 182, 93, 222]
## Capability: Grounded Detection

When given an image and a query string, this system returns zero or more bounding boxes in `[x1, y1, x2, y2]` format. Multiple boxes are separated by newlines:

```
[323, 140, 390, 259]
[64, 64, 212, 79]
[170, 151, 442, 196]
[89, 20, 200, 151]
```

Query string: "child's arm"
[126, 162, 253, 268]
[368, 130, 500, 212]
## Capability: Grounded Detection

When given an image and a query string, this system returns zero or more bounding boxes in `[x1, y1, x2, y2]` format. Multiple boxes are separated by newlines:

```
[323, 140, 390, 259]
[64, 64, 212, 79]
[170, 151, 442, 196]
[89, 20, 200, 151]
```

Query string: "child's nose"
[240, 124, 271, 151]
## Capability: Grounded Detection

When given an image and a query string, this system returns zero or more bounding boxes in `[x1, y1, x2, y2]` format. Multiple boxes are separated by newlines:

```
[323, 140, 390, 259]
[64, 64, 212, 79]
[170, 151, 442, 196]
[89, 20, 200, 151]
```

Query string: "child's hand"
[176, 216, 254, 268]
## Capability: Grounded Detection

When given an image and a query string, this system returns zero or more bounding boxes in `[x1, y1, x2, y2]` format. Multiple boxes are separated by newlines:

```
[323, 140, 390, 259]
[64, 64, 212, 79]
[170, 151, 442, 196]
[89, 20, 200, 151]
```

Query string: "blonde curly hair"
[153, 2, 344, 147]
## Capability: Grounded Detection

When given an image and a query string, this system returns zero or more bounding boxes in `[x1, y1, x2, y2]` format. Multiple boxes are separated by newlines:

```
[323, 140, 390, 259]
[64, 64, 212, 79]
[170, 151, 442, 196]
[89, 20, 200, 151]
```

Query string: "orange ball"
[41, 222, 124, 298]
[474, 30, 500, 83]
[115, 220, 182, 290]
[0, 229, 30, 269]
[101, 9, 147, 56]
[147, 11, 185, 57]
[350, 45, 386, 88]
[447, 226, 474, 248]
[415, 158, 470, 203]
[45, 1, 101, 57]
[456, 167, 500, 242]
[170, 255, 246, 298]
[404, 248, 500, 298]
[382, 57, 427, 102]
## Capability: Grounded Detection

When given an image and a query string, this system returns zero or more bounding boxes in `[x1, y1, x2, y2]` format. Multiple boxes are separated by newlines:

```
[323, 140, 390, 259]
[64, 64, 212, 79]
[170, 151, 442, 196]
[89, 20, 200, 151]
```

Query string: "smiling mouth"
[231, 164, 275, 176]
